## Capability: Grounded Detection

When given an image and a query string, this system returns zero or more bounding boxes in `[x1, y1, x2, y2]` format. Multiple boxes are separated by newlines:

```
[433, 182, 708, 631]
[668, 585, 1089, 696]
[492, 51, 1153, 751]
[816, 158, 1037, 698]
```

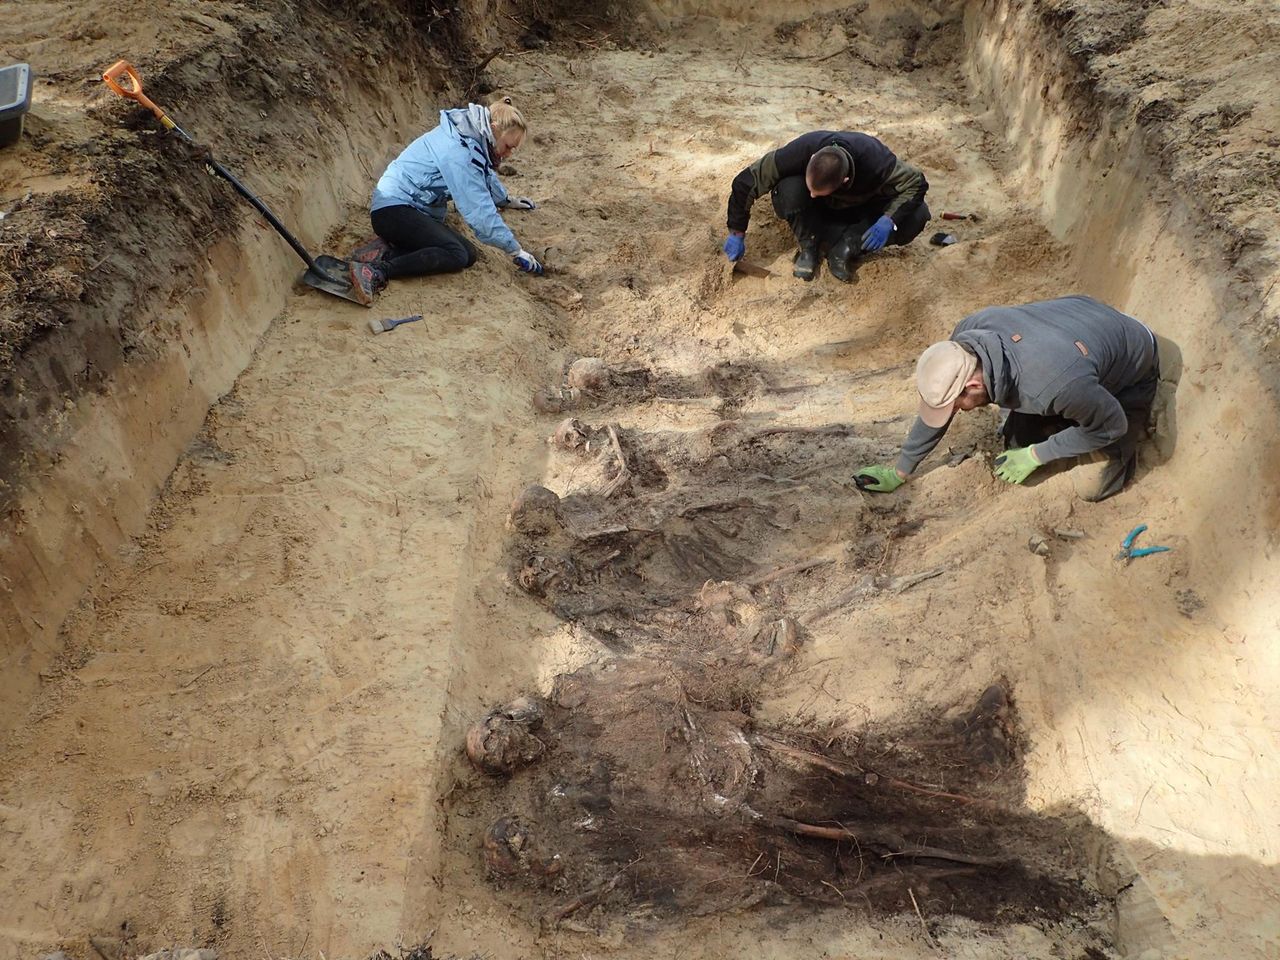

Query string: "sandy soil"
[1, 1, 1279, 959]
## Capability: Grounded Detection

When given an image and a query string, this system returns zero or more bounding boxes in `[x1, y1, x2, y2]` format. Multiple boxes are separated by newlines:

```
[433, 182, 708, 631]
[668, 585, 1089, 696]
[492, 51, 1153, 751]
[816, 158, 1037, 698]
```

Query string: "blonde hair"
[489, 96, 527, 137]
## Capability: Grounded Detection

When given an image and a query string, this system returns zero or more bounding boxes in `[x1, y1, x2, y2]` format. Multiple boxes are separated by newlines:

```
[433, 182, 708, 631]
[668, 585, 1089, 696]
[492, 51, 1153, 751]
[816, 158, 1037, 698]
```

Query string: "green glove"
[854, 464, 905, 493]
[993, 446, 1041, 484]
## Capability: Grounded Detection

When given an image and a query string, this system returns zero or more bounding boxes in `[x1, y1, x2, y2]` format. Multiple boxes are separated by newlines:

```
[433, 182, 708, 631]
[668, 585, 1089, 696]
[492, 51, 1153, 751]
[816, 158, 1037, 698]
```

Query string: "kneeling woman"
[349, 96, 542, 303]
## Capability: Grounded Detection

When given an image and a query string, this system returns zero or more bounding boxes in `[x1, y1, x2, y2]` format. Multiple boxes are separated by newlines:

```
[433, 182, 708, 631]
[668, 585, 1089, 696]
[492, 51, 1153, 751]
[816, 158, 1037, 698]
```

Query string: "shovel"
[101, 60, 363, 306]
[733, 259, 772, 278]
[722, 257, 772, 283]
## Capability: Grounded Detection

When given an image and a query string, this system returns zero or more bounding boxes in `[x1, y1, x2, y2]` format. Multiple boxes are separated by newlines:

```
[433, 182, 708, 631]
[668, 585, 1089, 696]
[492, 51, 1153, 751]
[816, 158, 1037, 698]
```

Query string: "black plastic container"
[0, 63, 33, 149]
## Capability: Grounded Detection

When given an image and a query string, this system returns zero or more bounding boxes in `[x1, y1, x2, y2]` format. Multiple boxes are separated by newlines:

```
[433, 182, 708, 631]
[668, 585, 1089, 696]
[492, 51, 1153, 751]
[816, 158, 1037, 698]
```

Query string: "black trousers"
[770, 175, 930, 250]
[371, 204, 477, 278]
[1002, 363, 1160, 502]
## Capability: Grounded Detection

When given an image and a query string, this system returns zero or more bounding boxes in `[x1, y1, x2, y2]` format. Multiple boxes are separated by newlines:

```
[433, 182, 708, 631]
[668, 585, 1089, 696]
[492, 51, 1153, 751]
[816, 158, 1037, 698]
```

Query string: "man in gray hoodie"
[855, 295, 1169, 502]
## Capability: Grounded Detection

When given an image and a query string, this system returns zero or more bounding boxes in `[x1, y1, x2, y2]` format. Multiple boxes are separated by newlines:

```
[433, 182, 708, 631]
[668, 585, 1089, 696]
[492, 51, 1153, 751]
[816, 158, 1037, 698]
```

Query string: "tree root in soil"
[600, 423, 631, 498]
[545, 857, 643, 927]
[768, 815, 1009, 868]
[805, 565, 948, 624]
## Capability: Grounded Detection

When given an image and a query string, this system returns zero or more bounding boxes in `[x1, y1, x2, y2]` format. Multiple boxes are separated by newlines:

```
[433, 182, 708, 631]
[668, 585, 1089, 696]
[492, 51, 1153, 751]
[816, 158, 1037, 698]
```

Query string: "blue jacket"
[371, 104, 520, 254]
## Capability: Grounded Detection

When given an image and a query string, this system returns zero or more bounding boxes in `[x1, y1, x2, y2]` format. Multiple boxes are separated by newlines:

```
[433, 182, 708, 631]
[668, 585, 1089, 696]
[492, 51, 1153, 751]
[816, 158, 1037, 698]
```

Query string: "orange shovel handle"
[102, 60, 175, 129]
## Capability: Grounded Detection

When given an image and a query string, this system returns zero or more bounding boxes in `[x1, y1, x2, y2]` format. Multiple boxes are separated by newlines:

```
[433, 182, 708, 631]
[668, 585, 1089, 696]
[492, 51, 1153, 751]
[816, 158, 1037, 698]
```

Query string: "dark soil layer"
[460, 378, 1113, 945]
[465, 666, 1106, 935]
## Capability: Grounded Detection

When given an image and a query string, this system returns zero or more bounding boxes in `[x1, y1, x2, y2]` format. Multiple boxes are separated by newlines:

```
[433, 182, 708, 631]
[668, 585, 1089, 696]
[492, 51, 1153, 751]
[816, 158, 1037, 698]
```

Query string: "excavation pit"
[1, 3, 1278, 960]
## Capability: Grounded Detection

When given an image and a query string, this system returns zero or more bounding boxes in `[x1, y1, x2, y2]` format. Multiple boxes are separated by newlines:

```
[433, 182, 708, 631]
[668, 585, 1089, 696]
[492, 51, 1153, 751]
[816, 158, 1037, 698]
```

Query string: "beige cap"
[916, 341, 978, 428]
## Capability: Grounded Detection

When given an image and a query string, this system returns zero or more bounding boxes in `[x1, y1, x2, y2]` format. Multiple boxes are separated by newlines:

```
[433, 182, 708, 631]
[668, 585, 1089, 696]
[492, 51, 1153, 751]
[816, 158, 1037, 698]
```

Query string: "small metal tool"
[1115, 524, 1170, 563]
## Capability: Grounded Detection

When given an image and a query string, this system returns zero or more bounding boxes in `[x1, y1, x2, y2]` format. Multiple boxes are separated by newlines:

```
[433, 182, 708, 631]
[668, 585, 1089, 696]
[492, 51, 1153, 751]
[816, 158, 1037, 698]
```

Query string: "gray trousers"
[1002, 364, 1161, 503]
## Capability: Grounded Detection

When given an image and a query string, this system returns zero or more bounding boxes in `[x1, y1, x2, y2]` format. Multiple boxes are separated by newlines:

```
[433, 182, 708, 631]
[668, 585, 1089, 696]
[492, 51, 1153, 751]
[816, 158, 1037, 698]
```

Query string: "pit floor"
[2, 11, 1277, 960]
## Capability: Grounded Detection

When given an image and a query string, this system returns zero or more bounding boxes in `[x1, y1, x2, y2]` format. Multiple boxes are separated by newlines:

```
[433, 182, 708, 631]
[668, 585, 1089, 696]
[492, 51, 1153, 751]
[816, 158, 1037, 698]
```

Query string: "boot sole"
[347, 265, 375, 306]
[349, 237, 393, 264]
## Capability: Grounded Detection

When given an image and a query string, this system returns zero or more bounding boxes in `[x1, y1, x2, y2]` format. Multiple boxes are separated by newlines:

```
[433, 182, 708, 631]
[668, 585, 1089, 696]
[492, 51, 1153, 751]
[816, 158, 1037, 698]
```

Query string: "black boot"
[793, 242, 820, 281]
[827, 231, 860, 283]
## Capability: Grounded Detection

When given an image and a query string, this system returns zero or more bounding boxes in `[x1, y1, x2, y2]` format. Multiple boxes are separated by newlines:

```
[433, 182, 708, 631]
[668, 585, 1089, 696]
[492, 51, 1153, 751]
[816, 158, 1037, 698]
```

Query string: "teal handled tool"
[1116, 524, 1170, 563]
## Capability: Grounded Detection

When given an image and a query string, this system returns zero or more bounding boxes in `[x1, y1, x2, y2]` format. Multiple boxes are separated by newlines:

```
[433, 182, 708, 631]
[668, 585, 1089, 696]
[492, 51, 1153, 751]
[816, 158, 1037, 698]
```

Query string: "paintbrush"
[368, 314, 422, 335]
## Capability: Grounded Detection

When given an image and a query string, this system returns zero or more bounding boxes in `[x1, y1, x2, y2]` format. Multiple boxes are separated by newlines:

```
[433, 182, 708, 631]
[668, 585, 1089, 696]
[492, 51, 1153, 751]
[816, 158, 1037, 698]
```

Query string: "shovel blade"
[301, 255, 367, 306]
[732, 259, 772, 278]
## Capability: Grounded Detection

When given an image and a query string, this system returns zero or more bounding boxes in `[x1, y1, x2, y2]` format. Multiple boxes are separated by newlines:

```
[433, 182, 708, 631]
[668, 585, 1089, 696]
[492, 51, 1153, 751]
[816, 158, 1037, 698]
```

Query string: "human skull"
[465, 697, 547, 776]
[552, 417, 588, 450]
[567, 357, 609, 393]
[508, 484, 563, 534]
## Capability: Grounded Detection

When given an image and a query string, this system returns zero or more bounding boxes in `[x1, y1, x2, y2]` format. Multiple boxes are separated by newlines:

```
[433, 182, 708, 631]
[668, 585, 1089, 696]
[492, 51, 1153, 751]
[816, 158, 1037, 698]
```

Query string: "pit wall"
[643, 0, 853, 22]
[644, 0, 956, 27]
[0, 17, 495, 721]
[0, 134, 376, 704]
[966, 0, 1280, 954]
[1, 222, 289, 703]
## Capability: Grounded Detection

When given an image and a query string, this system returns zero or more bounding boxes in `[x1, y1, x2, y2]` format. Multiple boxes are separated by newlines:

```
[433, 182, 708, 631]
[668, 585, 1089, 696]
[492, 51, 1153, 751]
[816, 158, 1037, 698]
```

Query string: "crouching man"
[855, 295, 1177, 502]
[721, 130, 930, 282]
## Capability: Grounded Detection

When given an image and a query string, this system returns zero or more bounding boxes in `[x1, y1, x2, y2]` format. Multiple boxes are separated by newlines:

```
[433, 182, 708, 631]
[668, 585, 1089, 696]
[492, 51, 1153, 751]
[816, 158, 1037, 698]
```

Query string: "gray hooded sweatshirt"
[896, 295, 1157, 476]
[449, 102, 496, 153]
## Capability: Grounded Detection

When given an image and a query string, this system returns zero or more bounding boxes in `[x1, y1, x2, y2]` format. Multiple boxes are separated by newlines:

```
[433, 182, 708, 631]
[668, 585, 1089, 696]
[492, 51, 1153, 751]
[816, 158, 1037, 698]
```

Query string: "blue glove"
[722, 232, 745, 261]
[860, 215, 895, 252]
[506, 197, 536, 210]
[513, 249, 544, 275]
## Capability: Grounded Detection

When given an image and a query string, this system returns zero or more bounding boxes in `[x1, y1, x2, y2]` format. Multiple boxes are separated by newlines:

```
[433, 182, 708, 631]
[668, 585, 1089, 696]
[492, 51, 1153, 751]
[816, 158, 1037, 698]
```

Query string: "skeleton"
[483, 816, 563, 879]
